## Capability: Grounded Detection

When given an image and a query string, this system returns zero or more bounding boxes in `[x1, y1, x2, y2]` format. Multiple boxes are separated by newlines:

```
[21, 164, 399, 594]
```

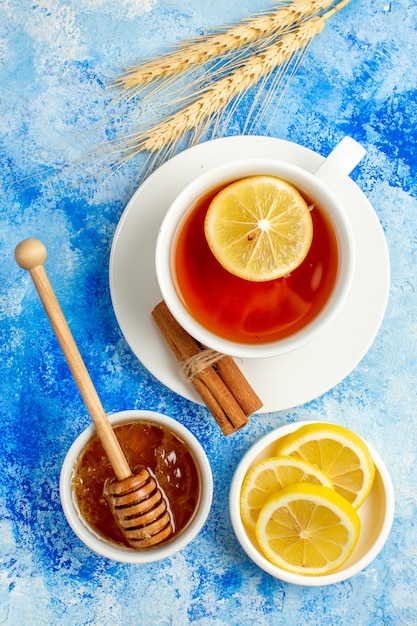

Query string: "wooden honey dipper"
[15, 238, 174, 549]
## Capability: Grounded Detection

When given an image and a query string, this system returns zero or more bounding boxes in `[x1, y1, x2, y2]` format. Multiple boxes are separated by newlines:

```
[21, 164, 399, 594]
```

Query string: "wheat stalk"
[13, 2, 352, 199]
[114, 1, 350, 161]
[114, 0, 337, 94]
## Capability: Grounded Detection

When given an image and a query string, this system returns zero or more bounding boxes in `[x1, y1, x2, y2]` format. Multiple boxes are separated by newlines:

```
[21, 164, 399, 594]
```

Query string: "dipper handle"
[15, 238, 132, 480]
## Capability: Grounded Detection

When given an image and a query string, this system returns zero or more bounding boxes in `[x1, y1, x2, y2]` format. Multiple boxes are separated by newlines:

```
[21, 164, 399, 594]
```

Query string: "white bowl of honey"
[60, 410, 213, 563]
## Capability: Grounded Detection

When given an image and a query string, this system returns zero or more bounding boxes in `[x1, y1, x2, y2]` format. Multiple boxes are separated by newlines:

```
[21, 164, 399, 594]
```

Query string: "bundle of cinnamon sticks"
[152, 301, 263, 435]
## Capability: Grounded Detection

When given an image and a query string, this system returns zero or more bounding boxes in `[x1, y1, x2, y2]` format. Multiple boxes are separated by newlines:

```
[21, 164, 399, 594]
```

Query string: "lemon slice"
[275, 423, 376, 509]
[256, 483, 361, 576]
[204, 175, 313, 282]
[240, 456, 334, 529]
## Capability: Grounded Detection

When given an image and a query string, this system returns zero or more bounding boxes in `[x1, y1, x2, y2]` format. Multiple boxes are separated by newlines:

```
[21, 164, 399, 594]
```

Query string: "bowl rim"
[155, 157, 355, 360]
[229, 420, 395, 586]
[60, 410, 213, 563]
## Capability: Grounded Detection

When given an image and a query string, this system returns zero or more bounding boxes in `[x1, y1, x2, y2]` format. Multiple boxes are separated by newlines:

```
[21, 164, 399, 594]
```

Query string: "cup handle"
[314, 136, 366, 184]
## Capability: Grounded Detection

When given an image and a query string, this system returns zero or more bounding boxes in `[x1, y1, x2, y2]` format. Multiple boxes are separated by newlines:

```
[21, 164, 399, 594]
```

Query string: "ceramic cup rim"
[229, 421, 395, 586]
[155, 157, 355, 359]
[60, 410, 213, 564]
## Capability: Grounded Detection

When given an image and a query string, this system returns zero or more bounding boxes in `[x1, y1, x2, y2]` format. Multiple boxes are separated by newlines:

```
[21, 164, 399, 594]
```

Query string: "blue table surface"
[1, 1, 416, 624]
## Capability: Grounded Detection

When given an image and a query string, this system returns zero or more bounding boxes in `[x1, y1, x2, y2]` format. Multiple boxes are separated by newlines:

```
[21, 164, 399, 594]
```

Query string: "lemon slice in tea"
[256, 483, 361, 576]
[204, 175, 313, 282]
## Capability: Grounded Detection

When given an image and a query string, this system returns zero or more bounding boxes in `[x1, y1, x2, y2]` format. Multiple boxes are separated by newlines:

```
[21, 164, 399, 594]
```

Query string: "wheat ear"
[114, 0, 337, 93]
[116, 4, 346, 158]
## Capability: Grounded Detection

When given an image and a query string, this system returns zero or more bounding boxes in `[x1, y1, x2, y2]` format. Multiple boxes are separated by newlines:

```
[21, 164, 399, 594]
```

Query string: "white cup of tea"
[156, 137, 365, 359]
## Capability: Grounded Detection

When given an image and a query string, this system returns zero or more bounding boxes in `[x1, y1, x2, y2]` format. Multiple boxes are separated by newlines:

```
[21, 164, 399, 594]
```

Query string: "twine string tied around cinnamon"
[181, 348, 225, 380]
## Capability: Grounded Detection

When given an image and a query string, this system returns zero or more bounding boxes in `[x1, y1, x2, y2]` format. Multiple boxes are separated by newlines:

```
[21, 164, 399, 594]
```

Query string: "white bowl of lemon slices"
[229, 421, 395, 586]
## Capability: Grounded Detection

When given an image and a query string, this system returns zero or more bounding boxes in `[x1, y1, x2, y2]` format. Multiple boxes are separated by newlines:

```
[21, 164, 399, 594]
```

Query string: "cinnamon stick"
[214, 355, 263, 417]
[151, 301, 263, 435]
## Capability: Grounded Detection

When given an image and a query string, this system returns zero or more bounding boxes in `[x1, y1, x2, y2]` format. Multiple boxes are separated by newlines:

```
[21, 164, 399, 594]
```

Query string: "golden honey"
[72, 421, 200, 547]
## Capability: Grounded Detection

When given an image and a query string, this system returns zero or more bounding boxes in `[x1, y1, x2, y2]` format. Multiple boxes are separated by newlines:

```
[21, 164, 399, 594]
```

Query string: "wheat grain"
[116, 11, 334, 157]
[115, 0, 337, 92]
[107, 0, 352, 173]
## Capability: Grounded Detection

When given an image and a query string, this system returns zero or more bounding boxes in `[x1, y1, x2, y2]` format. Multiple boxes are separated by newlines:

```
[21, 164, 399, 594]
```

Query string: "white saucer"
[109, 136, 390, 413]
